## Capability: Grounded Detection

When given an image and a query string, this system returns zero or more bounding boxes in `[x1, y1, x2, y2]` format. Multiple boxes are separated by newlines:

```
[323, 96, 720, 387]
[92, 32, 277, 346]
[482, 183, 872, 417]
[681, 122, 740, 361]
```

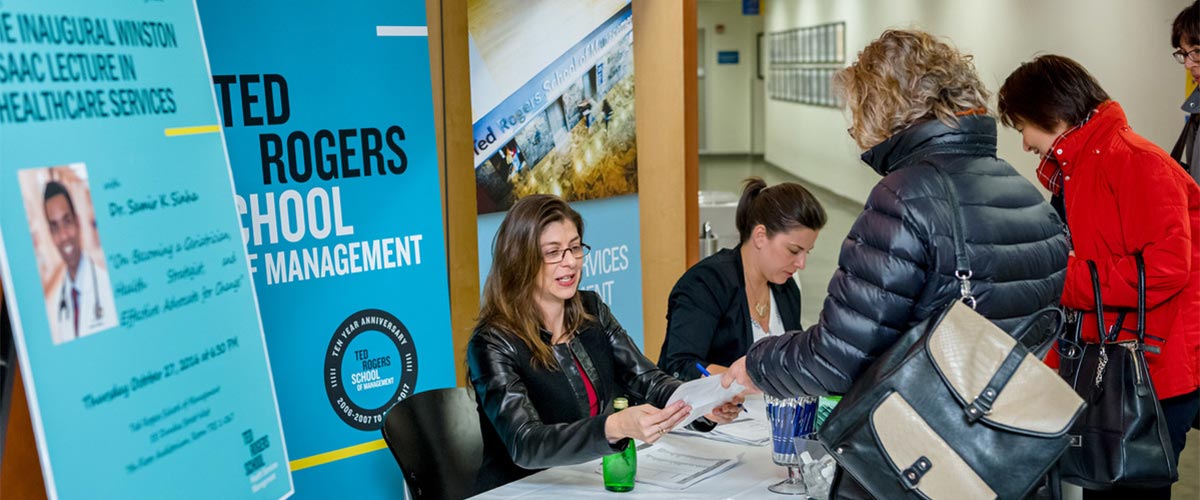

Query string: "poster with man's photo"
[17, 164, 118, 345]
[0, 1, 291, 498]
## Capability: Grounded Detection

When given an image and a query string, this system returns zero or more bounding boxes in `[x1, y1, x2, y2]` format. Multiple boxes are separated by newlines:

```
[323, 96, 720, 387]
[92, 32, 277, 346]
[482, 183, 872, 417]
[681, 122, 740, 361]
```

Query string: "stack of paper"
[710, 418, 771, 445]
[672, 417, 770, 446]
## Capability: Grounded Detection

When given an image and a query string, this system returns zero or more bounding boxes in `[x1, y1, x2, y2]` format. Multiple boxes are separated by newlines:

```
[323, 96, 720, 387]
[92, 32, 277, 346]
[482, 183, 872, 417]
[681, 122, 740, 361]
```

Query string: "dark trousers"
[1083, 389, 1200, 500]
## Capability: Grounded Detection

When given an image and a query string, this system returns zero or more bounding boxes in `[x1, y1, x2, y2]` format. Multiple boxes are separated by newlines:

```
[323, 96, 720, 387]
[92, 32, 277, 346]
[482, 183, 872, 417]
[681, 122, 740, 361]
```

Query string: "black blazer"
[657, 246, 803, 381]
[467, 291, 680, 490]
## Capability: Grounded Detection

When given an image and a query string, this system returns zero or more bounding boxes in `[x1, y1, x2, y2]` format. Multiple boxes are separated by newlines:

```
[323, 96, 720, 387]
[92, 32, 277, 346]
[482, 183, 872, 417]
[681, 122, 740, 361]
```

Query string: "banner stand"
[0, 302, 13, 466]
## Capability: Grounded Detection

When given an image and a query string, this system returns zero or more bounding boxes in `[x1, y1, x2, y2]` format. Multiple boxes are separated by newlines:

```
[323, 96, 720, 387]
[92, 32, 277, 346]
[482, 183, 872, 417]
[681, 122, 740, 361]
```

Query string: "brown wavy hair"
[834, 29, 991, 150]
[476, 194, 592, 369]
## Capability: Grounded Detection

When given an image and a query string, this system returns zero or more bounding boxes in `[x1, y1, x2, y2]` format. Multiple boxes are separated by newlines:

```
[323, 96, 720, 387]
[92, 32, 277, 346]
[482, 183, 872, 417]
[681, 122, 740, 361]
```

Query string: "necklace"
[755, 301, 768, 318]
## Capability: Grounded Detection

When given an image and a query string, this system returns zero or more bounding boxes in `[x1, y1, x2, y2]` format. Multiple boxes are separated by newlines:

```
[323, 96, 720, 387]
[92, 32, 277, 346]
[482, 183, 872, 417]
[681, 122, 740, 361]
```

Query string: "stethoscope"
[57, 262, 103, 335]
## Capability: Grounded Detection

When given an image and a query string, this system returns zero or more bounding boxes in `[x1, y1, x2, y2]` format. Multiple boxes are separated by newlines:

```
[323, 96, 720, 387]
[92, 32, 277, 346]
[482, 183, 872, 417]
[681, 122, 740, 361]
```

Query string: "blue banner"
[470, 1, 643, 347]
[0, 1, 291, 499]
[197, 1, 453, 498]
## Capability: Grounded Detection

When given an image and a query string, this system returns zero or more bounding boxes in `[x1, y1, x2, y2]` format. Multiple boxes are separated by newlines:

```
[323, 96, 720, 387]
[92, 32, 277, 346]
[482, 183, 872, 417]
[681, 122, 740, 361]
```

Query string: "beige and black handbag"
[816, 167, 1086, 499]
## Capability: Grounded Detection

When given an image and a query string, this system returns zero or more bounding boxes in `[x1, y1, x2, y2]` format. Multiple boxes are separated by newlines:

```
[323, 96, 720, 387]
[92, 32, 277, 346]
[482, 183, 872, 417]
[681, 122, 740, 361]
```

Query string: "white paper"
[596, 442, 741, 490]
[710, 417, 771, 445]
[666, 375, 745, 425]
[670, 417, 770, 446]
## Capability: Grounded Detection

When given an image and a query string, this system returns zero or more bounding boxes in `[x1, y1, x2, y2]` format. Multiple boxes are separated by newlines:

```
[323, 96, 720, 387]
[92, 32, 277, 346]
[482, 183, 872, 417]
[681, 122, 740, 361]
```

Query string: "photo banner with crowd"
[469, 0, 645, 345]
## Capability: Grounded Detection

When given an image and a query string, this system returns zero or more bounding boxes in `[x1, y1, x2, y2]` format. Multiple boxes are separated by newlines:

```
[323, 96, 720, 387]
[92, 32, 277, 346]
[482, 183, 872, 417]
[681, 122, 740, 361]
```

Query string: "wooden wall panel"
[428, 0, 480, 384]
[633, 0, 698, 363]
[1, 364, 48, 500]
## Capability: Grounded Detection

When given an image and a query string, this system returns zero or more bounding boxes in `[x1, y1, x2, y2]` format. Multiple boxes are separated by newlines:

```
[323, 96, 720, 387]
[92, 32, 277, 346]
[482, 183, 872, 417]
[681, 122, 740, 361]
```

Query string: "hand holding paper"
[667, 375, 746, 425]
[721, 356, 762, 394]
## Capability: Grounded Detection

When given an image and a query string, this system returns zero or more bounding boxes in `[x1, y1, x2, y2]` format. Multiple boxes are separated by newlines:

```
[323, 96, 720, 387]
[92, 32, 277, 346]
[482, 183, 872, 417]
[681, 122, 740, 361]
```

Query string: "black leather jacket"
[747, 116, 1069, 398]
[468, 291, 680, 483]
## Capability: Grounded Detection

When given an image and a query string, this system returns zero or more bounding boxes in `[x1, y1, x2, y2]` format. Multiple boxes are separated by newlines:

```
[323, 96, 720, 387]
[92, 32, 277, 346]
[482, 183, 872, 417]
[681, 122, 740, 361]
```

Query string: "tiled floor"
[698, 153, 1200, 499]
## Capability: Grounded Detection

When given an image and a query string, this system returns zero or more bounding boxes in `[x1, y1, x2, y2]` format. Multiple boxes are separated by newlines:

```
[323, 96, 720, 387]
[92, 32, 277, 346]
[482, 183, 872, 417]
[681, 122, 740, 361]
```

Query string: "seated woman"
[658, 177, 827, 380]
[468, 194, 740, 491]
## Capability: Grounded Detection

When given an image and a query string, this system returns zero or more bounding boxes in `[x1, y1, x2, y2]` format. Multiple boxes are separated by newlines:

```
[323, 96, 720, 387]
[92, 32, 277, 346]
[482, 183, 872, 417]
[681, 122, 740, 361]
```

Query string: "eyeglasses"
[543, 243, 590, 264]
[1172, 47, 1200, 64]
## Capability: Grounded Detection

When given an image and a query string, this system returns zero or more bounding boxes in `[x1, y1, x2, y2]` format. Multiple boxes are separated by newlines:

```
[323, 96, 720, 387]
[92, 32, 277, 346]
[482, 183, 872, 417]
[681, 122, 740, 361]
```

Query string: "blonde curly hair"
[835, 29, 991, 150]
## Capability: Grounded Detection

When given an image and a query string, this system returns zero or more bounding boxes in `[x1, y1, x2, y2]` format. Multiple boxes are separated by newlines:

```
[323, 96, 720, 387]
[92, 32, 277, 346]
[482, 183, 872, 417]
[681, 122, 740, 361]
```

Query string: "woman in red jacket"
[999, 54, 1200, 499]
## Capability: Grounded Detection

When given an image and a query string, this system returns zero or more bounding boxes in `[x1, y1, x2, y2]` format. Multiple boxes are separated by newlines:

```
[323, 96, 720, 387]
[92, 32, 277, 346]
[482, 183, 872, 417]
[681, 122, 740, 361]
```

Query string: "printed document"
[667, 375, 745, 424]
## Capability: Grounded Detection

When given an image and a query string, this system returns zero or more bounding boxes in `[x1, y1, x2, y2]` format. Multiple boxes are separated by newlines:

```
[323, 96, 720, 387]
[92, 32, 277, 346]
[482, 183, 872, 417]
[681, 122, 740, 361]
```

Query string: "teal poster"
[197, 1, 454, 498]
[0, 1, 292, 499]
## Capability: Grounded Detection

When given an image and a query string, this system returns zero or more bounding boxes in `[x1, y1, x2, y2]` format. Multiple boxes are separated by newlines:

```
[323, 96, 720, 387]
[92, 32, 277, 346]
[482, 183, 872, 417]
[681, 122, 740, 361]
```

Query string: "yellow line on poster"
[164, 124, 220, 137]
[289, 439, 389, 471]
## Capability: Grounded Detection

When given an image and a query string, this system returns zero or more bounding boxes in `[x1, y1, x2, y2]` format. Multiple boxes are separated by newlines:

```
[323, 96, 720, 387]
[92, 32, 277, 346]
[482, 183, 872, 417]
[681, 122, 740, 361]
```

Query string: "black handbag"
[817, 167, 1085, 499]
[1055, 255, 1178, 489]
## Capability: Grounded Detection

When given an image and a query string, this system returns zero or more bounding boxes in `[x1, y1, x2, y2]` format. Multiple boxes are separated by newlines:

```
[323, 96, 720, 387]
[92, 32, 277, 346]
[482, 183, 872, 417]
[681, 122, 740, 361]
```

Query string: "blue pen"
[695, 363, 748, 413]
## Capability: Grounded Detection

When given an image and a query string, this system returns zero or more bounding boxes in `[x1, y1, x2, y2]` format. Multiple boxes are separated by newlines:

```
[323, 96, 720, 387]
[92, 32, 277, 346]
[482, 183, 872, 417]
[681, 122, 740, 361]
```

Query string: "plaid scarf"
[1036, 154, 1065, 196]
[1033, 108, 1099, 196]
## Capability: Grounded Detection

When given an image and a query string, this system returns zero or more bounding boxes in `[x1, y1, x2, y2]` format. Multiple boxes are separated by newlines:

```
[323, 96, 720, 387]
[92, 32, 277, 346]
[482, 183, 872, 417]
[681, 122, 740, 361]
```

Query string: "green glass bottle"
[602, 397, 636, 492]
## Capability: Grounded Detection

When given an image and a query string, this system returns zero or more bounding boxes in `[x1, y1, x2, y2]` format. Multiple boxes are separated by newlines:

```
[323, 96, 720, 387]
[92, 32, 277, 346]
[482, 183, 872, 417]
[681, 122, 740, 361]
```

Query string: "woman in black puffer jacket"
[722, 29, 1068, 400]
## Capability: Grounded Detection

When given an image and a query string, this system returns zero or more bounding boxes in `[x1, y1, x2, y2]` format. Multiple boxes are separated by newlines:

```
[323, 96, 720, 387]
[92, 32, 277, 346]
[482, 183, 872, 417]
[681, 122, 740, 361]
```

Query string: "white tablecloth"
[471, 397, 809, 499]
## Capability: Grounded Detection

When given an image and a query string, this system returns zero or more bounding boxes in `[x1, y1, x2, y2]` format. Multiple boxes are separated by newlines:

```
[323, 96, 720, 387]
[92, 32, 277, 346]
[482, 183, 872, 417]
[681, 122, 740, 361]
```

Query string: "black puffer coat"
[746, 115, 1069, 398]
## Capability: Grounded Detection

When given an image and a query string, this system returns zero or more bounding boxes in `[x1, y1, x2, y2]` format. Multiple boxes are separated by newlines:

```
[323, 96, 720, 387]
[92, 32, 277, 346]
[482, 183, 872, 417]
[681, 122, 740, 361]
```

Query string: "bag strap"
[1135, 254, 1147, 346]
[1086, 260, 1107, 347]
[1170, 113, 1198, 171]
[929, 166, 976, 309]
[1085, 256, 1148, 347]
[1009, 306, 1066, 352]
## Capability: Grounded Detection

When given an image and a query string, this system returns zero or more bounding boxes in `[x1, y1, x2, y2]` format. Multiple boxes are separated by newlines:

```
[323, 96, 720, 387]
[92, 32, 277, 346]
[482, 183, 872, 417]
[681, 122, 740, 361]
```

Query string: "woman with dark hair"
[721, 29, 1067, 404]
[1170, 0, 1199, 183]
[998, 54, 1200, 500]
[657, 177, 826, 380]
[468, 194, 740, 491]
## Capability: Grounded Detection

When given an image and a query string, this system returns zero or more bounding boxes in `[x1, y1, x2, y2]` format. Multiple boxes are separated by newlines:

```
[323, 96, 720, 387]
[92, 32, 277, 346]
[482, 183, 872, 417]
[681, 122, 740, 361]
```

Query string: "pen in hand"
[695, 363, 748, 413]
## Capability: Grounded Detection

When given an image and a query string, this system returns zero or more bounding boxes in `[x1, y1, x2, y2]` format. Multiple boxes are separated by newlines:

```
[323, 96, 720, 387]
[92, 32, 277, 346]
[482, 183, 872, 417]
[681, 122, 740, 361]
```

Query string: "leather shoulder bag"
[1055, 255, 1178, 489]
[817, 166, 1085, 499]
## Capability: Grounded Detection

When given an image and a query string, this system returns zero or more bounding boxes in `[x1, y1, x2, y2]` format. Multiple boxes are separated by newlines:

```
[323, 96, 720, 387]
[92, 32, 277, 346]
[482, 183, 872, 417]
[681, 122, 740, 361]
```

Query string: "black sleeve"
[746, 182, 930, 397]
[595, 298, 681, 407]
[467, 331, 625, 469]
[658, 267, 726, 380]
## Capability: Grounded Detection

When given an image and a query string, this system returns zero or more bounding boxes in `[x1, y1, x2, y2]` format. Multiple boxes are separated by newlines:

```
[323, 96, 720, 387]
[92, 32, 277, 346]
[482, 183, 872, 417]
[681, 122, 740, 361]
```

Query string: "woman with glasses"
[998, 54, 1200, 500]
[657, 177, 826, 381]
[468, 194, 740, 491]
[1171, 0, 1200, 186]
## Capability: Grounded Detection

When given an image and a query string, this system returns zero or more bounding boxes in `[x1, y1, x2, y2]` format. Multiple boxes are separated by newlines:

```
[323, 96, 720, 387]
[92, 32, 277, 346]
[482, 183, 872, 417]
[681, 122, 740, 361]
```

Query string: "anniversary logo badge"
[323, 309, 418, 430]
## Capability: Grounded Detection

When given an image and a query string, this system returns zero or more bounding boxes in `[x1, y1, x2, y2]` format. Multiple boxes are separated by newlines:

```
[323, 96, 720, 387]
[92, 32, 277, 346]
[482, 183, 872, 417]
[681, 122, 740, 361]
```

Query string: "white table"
[471, 397, 819, 499]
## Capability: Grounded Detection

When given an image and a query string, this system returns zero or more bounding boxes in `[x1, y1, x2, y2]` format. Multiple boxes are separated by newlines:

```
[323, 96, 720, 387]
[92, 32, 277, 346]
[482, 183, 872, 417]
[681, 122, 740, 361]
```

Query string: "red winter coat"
[1046, 101, 1200, 400]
